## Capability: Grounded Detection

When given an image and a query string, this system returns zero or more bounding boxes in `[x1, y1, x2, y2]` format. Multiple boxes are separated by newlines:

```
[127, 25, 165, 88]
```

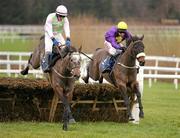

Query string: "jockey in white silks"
[42, 5, 71, 72]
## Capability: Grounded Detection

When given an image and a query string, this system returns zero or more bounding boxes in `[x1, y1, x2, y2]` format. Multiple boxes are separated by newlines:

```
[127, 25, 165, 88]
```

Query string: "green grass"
[0, 82, 180, 138]
[0, 39, 38, 52]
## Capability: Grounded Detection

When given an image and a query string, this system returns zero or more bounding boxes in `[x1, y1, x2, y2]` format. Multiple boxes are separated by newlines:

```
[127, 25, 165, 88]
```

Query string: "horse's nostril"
[74, 75, 80, 80]
[139, 61, 145, 66]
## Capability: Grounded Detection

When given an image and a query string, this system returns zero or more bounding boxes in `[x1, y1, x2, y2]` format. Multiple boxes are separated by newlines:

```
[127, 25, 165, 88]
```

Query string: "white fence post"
[174, 61, 179, 89]
[7, 53, 11, 77]
[138, 67, 144, 94]
[154, 59, 158, 83]
[148, 70, 152, 88]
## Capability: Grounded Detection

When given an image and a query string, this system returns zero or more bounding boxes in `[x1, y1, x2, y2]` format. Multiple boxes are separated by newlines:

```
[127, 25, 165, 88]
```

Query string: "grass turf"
[0, 82, 180, 138]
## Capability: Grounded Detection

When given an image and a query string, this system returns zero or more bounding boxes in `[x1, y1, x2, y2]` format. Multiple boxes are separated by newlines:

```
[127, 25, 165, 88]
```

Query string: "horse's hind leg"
[21, 54, 32, 75]
[21, 48, 41, 75]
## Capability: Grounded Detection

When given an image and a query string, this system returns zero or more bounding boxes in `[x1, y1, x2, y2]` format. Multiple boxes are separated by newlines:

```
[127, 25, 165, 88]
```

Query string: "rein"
[80, 51, 93, 61]
[132, 40, 142, 45]
[52, 67, 74, 79]
[56, 44, 66, 57]
[117, 62, 139, 69]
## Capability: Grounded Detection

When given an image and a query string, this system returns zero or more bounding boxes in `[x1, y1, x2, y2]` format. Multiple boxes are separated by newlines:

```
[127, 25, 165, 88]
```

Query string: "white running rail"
[0, 52, 180, 90]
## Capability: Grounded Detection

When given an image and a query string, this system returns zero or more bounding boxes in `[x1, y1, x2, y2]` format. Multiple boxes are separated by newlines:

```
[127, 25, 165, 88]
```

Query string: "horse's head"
[65, 46, 82, 79]
[129, 35, 146, 66]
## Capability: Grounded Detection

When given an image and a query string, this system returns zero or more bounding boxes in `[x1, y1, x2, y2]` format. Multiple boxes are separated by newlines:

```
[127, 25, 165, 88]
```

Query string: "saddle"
[99, 53, 122, 74]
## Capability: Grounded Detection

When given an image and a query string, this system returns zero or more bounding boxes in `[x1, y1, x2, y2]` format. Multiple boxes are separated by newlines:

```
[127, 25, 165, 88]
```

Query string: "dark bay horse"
[21, 37, 81, 131]
[83, 35, 145, 120]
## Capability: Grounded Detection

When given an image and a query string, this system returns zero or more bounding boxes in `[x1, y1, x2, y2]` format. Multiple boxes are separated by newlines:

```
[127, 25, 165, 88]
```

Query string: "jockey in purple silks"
[101, 21, 132, 73]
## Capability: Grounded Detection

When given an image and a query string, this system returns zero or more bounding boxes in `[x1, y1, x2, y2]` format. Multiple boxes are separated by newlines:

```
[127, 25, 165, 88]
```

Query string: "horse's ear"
[140, 34, 144, 40]
[78, 45, 82, 52]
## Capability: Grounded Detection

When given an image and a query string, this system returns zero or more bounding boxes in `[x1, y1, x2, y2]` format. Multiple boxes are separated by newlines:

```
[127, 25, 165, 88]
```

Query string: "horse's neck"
[119, 51, 136, 66]
[55, 58, 71, 75]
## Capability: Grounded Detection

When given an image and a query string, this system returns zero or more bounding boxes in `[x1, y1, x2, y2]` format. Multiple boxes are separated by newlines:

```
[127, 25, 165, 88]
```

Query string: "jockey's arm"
[105, 26, 123, 50]
[44, 13, 54, 38]
[106, 36, 122, 49]
[63, 17, 70, 39]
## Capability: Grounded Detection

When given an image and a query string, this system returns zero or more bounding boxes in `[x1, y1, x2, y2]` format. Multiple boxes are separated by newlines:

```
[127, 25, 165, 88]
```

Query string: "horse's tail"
[40, 35, 45, 40]
[96, 48, 101, 51]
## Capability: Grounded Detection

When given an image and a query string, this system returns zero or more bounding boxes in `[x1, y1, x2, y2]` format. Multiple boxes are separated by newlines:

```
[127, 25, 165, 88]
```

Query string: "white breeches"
[104, 41, 122, 56]
[45, 32, 65, 53]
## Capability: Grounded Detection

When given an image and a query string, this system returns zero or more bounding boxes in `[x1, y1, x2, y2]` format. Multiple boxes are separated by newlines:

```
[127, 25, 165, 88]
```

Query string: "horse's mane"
[69, 46, 77, 52]
[132, 35, 142, 42]
[126, 35, 144, 47]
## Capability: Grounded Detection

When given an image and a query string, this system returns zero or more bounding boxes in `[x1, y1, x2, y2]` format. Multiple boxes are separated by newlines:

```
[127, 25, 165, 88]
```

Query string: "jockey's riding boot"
[102, 55, 114, 73]
[42, 52, 51, 73]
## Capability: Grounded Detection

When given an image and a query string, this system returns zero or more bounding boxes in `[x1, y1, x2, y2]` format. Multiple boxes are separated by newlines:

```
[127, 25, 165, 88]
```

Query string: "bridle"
[117, 40, 144, 69]
[52, 50, 81, 79]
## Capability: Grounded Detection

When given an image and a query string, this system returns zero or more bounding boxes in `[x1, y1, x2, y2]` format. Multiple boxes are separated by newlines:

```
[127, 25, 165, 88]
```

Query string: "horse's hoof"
[20, 69, 28, 75]
[129, 116, 135, 121]
[62, 124, 68, 131]
[81, 77, 88, 84]
[139, 111, 144, 118]
[69, 118, 76, 124]
[129, 118, 135, 121]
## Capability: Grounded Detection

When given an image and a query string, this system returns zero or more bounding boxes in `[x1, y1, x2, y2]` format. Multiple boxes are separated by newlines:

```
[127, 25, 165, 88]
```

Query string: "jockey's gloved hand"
[51, 38, 59, 46]
[65, 38, 71, 47]
[121, 46, 127, 52]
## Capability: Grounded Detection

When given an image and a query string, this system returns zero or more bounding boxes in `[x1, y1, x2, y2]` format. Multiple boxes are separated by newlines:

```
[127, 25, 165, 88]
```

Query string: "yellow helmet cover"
[117, 21, 128, 30]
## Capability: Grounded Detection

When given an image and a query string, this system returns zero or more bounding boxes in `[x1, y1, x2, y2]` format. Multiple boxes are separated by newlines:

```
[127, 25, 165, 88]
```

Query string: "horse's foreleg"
[62, 105, 68, 131]
[54, 86, 74, 131]
[66, 92, 76, 124]
[63, 95, 75, 123]
[82, 66, 89, 83]
[61, 94, 74, 130]
[118, 83, 134, 121]
[132, 82, 144, 118]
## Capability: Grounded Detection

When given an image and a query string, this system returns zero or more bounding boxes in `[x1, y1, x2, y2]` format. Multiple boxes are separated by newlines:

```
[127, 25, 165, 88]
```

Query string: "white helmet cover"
[56, 5, 68, 16]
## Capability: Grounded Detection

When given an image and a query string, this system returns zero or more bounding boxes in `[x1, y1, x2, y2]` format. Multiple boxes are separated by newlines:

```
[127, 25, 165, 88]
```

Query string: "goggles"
[118, 29, 126, 33]
[56, 14, 65, 18]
